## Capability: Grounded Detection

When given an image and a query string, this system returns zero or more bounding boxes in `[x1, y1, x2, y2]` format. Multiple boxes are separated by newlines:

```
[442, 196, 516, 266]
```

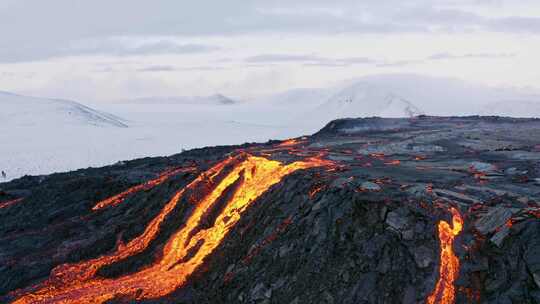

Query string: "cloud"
[136, 65, 177, 72]
[245, 54, 431, 69]
[488, 17, 540, 33]
[1, 1, 539, 64]
[0, 38, 220, 63]
[245, 54, 377, 67]
[246, 54, 327, 63]
[96, 40, 219, 56]
[244, 51, 515, 69]
[376, 60, 424, 67]
[394, 7, 485, 26]
[2, 1, 538, 46]
[428, 52, 516, 60]
[136, 65, 227, 72]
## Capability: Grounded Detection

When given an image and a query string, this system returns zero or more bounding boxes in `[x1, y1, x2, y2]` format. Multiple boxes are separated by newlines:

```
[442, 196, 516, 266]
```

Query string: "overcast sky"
[1, 0, 539, 101]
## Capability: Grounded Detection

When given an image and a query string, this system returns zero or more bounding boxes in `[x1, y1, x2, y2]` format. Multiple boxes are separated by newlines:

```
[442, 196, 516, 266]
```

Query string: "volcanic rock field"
[1, 116, 540, 303]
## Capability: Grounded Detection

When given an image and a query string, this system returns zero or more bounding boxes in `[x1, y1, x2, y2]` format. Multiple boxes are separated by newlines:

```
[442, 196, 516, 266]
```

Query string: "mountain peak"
[310, 81, 424, 121]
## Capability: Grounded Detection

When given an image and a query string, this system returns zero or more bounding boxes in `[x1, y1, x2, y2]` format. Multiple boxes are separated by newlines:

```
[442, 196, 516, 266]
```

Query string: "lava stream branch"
[12, 154, 333, 304]
[0, 198, 24, 210]
[10, 158, 234, 301]
[92, 166, 196, 211]
[427, 207, 464, 304]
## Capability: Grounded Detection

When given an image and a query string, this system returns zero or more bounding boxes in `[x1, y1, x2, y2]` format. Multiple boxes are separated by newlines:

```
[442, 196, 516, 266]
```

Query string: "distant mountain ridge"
[117, 94, 237, 105]
[0, 91, 127, 128]
[314, 82, 424, 119]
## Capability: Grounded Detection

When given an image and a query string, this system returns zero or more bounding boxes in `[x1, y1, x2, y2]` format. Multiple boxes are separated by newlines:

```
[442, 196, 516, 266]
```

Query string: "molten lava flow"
[427, 207, 464, 304]
[277, 138, 302, 147]
[13, 154, 332, 304]
[308, 184, 325, 198]
[369, 152, 385, 159]
[93, 166, 195, 211]
[0, 198, 24, 210]
[10, 160, 232, 300]
[384, 160, 401, 166]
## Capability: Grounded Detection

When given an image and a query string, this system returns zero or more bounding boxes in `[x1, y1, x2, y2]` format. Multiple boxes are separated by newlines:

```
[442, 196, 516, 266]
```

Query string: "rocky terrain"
[1, 116, 540, 303]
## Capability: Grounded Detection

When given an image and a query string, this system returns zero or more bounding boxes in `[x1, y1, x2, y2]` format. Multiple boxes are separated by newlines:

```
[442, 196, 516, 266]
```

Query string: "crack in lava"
[12, 154, 333, 304]
[427, 207, 464, 304]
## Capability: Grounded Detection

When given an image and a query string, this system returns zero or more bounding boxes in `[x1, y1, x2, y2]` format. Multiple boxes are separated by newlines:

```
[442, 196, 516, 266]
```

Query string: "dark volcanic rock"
[1, 116, 540, 304]
[475, 207, 514, 235]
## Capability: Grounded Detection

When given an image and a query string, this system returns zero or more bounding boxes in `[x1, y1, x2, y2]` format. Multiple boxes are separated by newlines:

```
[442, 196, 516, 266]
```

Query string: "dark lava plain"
[1, 116, 540, 303]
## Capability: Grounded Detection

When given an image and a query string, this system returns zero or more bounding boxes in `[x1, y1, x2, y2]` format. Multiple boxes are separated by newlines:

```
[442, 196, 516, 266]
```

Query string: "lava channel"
[0, 198, 24, 210]
[92, 166, 196, 211]
[12, 154, 332, 304]
[277, 138, 303, 147]
[427, 207, 464, 304]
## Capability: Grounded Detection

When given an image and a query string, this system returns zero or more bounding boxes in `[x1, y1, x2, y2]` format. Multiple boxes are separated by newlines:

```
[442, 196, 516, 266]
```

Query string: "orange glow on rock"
[92, 166, 196, 211]
[384, 160, 401, 166]
[308, 184, 325, 198]
[0, 198, 24, 210]
[12, 154, 332, 304]
[277, 138, 302, 147]
[427, 207, 464, 304]
[369, 152, 385, 159]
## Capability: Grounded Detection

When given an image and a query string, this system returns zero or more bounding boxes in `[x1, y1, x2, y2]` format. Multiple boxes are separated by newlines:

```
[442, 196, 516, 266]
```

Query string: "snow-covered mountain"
[0, 91, 127, 128]
[310, 82, 424, 121]
[481, 100, 540, 118]
[254, 74, 538, 117]
[333, 74, 540, 116]
[117, 94, 237, 106]
[241, 79, 426, 138]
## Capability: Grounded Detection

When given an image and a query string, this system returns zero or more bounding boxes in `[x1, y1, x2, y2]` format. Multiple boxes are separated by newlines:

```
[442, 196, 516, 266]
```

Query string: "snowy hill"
[0, 91, 276, 182]
[0, 91, 129, 181]
[255, 74, 538, 117]
[311, 82, 424, 120]
[0, 91, 127, 128]
[241, 80, 426, 139]
[481, 100, 540, 118]
[118, 94, 237, 105]
[333, 74, 539, 116]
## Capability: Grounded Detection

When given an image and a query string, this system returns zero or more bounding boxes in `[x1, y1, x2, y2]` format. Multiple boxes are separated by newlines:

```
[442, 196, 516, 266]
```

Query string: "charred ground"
[1, 116, 540, 303]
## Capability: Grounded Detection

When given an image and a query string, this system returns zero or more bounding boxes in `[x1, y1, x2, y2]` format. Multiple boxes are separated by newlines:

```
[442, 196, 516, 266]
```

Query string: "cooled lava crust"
[1, 116, 540, 303]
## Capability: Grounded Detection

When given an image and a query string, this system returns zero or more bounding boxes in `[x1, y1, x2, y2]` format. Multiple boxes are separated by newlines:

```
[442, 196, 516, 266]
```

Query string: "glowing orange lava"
[369, 152, 385, 159]
[12, 154, 332, 304]
[308, 184, 325, 198]
[384, 160, 401, 166]
[277, 138, 302, 147]
[0, 198, 24, 210]
[427, 207, 464, 304]
[93, 166, 195, 211]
